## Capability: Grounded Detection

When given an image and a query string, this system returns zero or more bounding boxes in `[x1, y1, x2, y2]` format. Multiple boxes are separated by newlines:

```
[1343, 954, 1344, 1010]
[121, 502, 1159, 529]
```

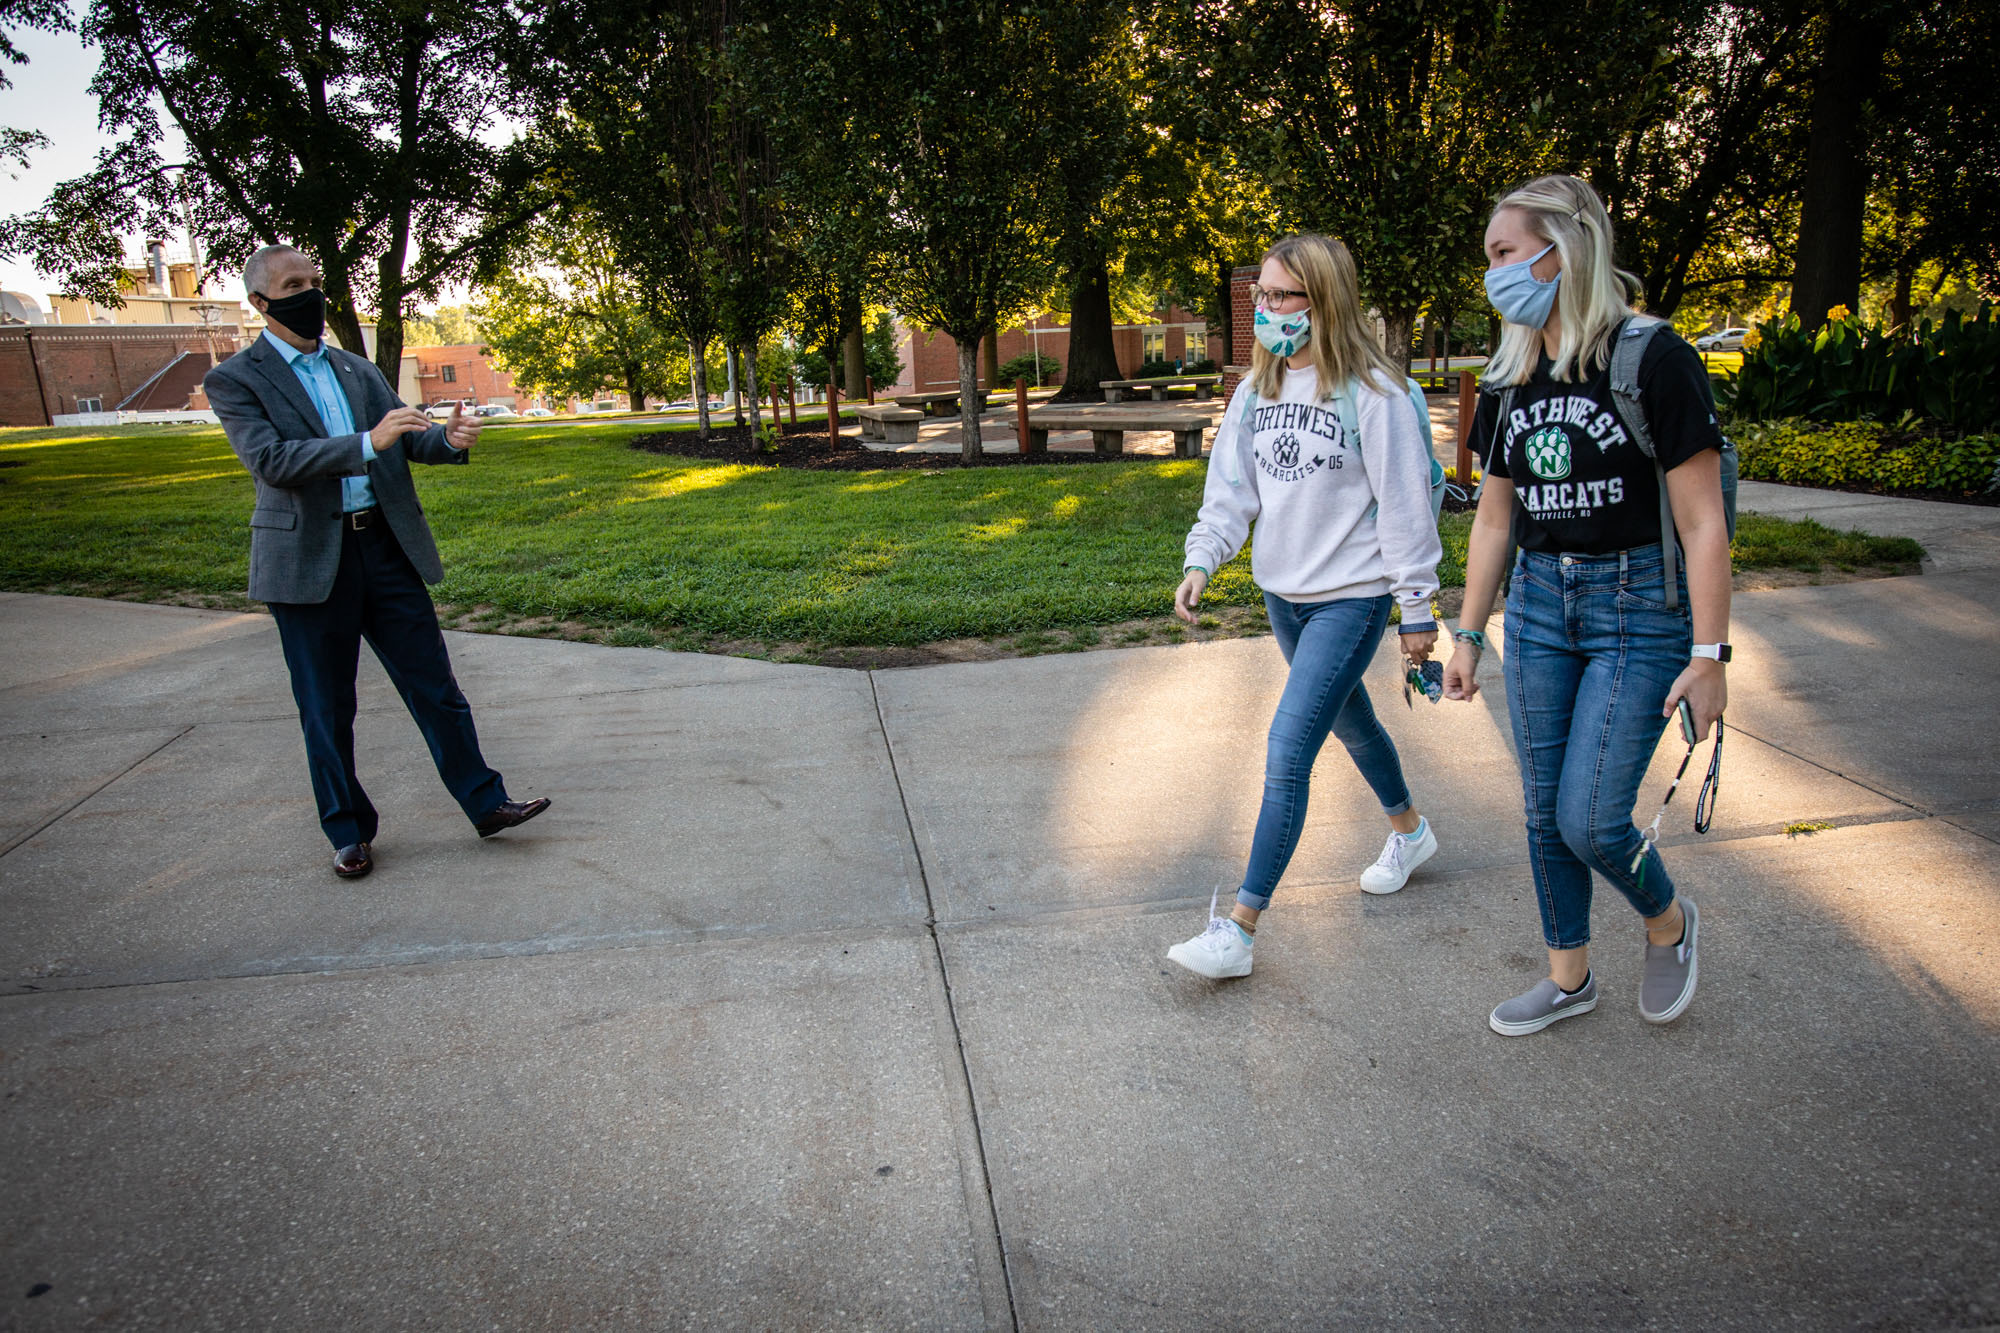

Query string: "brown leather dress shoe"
[475, 796, 552, 839]
[334, 842, 373, 878]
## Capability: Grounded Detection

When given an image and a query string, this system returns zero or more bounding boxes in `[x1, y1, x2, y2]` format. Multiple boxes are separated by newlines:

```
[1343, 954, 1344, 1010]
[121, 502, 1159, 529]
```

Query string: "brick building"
[888, 305, 1218, 394]
[407, 344, 545, 410]
[0, 325, 243, 426]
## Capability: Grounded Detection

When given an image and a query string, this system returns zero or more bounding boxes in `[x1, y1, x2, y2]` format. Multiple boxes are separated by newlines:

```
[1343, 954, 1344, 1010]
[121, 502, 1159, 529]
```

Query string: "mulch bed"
[629, 418, 1159, 470]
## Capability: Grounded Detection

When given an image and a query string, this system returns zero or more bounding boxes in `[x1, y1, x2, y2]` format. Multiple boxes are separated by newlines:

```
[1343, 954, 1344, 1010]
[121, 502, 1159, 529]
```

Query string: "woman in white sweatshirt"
[1167, 233, 1445, 979]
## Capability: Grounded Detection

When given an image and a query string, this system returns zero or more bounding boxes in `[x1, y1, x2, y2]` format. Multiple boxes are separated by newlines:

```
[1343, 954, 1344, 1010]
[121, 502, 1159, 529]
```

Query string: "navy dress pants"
[268, 519, 506, 848]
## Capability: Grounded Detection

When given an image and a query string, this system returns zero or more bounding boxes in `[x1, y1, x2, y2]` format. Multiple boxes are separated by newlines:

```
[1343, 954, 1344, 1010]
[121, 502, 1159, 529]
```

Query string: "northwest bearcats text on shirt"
[1472, 331, 1723, 555]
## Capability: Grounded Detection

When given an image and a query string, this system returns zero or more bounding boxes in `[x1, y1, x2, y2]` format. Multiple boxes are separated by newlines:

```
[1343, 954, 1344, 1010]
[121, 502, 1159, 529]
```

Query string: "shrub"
[1187, 357, 1220, 374]
[1135, 358, 1178, 379]
[996, 351, 1061, 386]
[1730, 417, 2000, 495]
[1720, 303, 2000, 432]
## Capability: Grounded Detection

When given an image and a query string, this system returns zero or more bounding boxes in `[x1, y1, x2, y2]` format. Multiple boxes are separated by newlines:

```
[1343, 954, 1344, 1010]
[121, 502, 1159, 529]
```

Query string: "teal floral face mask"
[1254, 306, 1311, 357]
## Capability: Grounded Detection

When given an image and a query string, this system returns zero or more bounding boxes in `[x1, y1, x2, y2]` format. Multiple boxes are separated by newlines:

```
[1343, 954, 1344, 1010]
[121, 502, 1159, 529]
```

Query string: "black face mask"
[259, 287, 327, 343]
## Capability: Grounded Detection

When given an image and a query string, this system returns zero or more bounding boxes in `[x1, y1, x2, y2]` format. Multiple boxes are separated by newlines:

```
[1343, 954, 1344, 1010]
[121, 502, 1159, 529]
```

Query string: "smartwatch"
[1691, 643, 1732, 663]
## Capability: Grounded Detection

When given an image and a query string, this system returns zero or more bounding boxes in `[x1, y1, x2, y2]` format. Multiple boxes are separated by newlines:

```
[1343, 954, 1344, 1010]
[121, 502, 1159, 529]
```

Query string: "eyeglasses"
[1630, 714, 1723, 887]
[1250, 284, 1308, 310]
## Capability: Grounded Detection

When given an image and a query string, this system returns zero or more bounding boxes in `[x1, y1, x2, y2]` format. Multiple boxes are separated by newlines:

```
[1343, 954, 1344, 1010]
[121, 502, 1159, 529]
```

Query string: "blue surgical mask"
[1254, 306, 1311, 357]
[1484, 243, 1560, 328]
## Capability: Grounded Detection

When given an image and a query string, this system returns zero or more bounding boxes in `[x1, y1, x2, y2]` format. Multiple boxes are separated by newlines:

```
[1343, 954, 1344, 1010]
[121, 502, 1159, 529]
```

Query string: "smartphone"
[1676, 697, 1698, 746]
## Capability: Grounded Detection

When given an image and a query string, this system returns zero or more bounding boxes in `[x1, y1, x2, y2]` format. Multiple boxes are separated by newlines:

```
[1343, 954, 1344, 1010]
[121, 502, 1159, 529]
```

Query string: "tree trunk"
[841, 320, 867, 398]
[1890, 260, 1916, 330]
[726, 346, 744, 426]
[624, 362, 648, 414]
[1055, 255, 1121, 401]
[1382, 308, 1416, 373]
[1214, 260, 1233, 368]
[981, 329, 1000, 389]
[690, 338, 711, 439]
[742, 350, 760, 436]
[1789, 7, 1888, 328]
[956, 337, 983, 463]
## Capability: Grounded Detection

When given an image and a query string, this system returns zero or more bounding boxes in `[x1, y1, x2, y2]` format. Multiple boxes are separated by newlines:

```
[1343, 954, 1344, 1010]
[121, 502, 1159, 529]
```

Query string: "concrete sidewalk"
[3, 498, 1997, 1327]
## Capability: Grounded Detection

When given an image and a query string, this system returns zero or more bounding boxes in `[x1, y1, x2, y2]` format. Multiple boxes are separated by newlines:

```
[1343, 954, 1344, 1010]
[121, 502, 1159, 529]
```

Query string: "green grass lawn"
[0, 421, 1924, 657]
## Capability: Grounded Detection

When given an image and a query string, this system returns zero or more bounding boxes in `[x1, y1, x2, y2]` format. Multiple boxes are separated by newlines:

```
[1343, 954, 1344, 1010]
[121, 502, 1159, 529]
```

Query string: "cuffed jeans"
[1502, 544, 1691, 949]
[1237, 592, 1413, 911]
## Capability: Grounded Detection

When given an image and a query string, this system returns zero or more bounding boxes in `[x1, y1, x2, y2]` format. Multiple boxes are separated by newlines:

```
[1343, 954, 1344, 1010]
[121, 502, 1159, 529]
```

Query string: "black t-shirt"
[1473, 331, 1723, 554]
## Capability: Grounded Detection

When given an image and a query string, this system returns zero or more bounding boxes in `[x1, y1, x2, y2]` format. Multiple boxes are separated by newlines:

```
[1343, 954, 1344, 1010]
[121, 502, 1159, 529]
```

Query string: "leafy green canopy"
[0, 0, 548, 375]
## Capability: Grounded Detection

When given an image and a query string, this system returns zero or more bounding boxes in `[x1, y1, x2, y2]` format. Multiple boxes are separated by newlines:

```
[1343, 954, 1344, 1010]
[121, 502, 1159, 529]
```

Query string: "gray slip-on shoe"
[1640, 897, 1699, 1024]
[1489, 972, 1598, 1037]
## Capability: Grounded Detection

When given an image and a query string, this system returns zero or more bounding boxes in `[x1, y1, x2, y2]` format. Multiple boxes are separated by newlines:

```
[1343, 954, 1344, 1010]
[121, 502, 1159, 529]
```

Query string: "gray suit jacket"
[206, 337, 467, 604]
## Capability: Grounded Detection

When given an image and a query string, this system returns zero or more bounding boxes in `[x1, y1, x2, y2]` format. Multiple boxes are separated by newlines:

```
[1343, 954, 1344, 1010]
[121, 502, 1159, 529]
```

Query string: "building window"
[76, 397, 103, 413]
[441, 365, 456, 383]
[1143, 329, 1166, 362]
[1185, 328, 1208, 362]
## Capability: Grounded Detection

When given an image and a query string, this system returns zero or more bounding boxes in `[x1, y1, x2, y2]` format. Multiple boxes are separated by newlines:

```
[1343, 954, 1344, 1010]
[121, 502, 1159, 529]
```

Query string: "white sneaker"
[1167, 895, 1254, 979]
[1359, 820, 1438, 895]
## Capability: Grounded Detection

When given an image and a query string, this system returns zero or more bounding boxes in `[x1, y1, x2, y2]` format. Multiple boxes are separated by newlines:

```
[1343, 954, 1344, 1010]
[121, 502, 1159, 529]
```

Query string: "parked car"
[424, 399, 475, 419]
[522, 407, 555, 417]
[475, 404, 512, 418]
[1697, 327, 1751, 352]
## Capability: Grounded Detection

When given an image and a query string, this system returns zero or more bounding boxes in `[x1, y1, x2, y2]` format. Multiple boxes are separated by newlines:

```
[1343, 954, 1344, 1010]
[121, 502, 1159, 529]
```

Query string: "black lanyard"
[1631, 716, 1723, 884]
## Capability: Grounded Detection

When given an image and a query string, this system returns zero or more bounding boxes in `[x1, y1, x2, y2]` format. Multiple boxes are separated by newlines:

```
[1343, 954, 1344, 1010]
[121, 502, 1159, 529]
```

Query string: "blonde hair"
[1483, 175, 1642, 387]
[1250, 234, 1402, 401]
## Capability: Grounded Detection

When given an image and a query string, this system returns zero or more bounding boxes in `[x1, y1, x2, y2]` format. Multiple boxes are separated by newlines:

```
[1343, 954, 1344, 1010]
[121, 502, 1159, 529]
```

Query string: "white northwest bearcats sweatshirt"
[1184, 365, 1442, 629]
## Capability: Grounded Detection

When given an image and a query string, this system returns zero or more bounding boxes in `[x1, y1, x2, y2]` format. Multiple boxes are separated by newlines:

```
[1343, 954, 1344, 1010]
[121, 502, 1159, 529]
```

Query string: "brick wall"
[1220, 265, 1259, 402]
[0, 325, 239, 426]
[895, 305, 1218, 395]
[407, 344, 534, 409]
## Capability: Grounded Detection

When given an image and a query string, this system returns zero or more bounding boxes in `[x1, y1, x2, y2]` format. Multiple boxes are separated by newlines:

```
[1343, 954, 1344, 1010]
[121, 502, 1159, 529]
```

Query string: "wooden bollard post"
[1015, 376, 1030, 455]
[786, 382, 797, 426]
[1455, 369, 1477, 493]
[828, 381, 840, 447]
[865, 375, 875, 405]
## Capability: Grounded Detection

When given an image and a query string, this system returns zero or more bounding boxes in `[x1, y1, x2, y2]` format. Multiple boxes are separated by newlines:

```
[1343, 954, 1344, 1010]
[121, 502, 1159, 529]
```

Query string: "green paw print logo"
[1524, 426, 1572, 481]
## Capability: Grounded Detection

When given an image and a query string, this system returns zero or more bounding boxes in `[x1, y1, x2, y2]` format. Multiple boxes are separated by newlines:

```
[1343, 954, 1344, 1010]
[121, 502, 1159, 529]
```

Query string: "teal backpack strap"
[1220, 383, 1257, 489]
[1353, 376, 1446, 524]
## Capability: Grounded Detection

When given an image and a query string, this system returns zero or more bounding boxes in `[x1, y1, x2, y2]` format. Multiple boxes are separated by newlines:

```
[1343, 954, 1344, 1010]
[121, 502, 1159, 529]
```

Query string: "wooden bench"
[1101, 374, 1223, 403]
[1024, 409, 1210, 458]
[893, 390, 989, 417]
[855, 403, 924, 444]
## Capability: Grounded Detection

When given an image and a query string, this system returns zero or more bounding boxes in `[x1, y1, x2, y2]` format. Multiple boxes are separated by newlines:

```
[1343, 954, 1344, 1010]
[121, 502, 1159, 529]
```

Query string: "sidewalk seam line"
[868, 670, 1020, 1332]
[0, 724, 194, 860]
[1723, 723, 1933, 816]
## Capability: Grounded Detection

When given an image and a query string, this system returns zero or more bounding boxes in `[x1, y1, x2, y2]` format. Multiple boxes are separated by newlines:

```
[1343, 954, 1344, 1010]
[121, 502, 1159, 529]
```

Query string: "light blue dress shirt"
[264, 329, 375, 512]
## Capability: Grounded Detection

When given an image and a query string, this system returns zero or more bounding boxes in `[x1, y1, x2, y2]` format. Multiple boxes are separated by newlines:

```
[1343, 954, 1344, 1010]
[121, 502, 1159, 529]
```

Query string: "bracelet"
[1453, 628, 1486, 649]
[1183, 564, 1211, 578]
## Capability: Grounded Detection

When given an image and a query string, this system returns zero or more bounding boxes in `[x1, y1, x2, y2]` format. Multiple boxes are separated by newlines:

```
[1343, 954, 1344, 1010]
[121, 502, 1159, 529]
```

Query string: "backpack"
[1481, 314, 1739, 610]
[1225, 373, 1449, 524]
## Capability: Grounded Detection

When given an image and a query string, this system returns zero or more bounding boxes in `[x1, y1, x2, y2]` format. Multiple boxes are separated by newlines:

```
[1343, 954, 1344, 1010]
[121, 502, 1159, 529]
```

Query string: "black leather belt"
[345, 507, 380, 531]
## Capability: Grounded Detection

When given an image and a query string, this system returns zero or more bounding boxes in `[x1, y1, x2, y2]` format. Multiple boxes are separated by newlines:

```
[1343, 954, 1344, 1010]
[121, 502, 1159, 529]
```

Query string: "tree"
[1574, 0, 1814, 317]
[473, 214, 683, 411]
[1189, 0, 1569, 365]
[749, 0, 1073, 461]
[403, 305, 482, 347]
[1788, 1, 1895, 326]
[522, 0, 771, 439]
[0, 0, 547, 377]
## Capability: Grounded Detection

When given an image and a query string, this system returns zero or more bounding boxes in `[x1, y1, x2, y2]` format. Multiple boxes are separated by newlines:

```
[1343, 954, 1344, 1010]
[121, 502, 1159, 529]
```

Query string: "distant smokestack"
[147, 240, 168, 291]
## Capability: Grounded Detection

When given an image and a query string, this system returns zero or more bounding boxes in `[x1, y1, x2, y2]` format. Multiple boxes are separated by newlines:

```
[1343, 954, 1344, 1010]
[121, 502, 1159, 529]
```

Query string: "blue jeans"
[1237, 593, 1413, 911]
[1502, 545, 1691, 949]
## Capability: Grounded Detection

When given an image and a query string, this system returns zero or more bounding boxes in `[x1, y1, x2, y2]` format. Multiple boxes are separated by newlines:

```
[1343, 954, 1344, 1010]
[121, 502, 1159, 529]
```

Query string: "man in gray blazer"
[206, 243, 550, 878]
